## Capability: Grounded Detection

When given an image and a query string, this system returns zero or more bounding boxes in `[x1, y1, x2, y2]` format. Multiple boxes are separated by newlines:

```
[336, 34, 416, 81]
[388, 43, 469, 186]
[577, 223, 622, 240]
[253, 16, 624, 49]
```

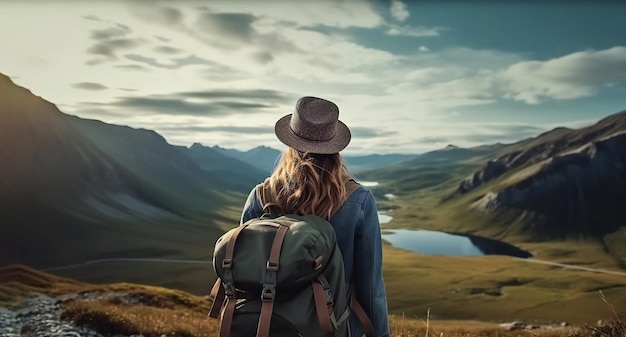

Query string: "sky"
[2, 0, 626, 155]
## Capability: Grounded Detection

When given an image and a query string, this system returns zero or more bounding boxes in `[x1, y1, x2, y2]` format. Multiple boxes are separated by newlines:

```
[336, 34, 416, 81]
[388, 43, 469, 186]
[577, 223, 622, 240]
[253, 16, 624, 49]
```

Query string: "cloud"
[154, 46, 183, 54]
[106, 96, 275, 116]
[123, 54, 215, 69]
[128, 5, 183, 26]
[419, 46, 429, 52]
[86, 38, 145, 59]
[91, 24, 132, 40]
[194, 11, 256, 44]
[79, 88, 295, 117]
[390, 0, 409, 22]
[501, 46, 626, 104]
[158, 125, 273, 134]
[385, 25, 446, 37]
[350, 127, 397, 138]
[114, 64, 150, 72]
[179, 89, 294, 101]
[72, 82, 108, 91]
[82, 15, 103, 22]
[199, 1, 383, 29]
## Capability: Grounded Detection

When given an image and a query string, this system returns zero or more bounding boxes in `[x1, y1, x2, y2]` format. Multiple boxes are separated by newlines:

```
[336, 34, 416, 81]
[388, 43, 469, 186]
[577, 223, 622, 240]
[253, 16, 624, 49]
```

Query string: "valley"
[1, 72, 625, 325]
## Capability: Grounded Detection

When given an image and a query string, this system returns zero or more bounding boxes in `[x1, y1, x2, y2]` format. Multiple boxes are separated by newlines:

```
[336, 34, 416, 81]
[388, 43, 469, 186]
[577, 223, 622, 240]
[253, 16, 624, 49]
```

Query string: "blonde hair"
[268, 147, 350, 219]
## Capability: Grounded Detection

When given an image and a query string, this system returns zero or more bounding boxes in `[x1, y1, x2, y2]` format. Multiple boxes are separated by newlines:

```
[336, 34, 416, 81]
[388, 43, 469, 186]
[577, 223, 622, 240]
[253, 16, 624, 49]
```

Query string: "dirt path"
[514, 258, 626, 276]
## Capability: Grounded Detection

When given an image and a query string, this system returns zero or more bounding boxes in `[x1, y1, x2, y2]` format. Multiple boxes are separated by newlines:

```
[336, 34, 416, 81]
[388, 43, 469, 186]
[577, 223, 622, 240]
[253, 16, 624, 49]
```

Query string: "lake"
[382, 229, 532, 258]
[375, 196, 530, 258]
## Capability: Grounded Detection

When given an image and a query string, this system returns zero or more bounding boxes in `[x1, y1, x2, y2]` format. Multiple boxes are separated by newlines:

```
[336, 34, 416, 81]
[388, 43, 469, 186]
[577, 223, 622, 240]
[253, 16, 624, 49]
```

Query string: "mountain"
[360, 109, 626, 246]
[461, 111, 626, 239]
[0, 74, 243, 269]
[358, 143, 508, 195]
[208, 144, 418, 175]
[185, 143, 267, 190]
[206, 144, 280, 175]
[342, 153, 417, 173]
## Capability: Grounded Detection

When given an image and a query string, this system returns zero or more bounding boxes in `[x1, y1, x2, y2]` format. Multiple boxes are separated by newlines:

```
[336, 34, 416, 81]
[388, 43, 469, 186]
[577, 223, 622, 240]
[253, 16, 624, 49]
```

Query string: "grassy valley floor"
[2, 265, 624, 337]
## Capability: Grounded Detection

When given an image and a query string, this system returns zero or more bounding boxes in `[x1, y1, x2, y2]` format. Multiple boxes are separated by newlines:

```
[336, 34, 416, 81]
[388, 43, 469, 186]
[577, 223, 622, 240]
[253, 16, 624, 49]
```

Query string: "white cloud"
[501, 46, 626, 104]
[200, 0, 384, 29]
[2, 2, 624, 155]
[385, 24, 445, 37]
[390, 0, 410, 22]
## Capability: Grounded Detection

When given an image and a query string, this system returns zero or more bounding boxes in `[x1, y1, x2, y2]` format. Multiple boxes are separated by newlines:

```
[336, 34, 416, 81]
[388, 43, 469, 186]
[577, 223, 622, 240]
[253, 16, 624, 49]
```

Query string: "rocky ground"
[0, 292, 148, 337]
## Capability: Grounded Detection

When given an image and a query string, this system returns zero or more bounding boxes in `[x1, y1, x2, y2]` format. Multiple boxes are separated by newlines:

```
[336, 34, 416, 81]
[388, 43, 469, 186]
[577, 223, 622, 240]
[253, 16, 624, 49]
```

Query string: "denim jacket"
[240, 184, 391, 337]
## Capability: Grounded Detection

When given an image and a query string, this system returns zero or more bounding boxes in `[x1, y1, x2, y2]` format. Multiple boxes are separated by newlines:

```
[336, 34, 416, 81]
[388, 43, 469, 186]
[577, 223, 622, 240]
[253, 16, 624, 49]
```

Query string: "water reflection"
[382, 229, 532, 258]
[378, 212, 392, 224]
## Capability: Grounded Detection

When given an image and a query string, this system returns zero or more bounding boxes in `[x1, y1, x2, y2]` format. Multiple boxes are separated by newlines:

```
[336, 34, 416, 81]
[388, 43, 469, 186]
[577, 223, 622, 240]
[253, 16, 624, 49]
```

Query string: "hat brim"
[274, 114, 351, 154]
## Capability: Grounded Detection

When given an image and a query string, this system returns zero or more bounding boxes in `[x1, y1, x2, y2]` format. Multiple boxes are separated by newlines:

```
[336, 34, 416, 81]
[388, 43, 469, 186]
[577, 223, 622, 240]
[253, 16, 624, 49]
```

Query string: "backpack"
[208, 179, 374, 337]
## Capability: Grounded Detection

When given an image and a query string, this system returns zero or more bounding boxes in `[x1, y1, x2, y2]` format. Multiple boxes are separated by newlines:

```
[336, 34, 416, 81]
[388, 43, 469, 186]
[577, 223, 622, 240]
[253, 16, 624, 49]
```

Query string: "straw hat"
[274, 96, 351, 154]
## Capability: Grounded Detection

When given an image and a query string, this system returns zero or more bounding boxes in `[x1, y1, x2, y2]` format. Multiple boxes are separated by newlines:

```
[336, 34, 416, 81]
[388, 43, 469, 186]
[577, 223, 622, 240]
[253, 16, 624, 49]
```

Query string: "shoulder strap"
[345, 178, 361, 199]
[256, 178, 361, 218]
[255, 178, 284, 217]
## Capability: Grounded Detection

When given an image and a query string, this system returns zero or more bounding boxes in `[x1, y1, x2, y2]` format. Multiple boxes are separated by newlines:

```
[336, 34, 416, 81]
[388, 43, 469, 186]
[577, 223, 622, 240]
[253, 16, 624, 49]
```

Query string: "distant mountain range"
[3, 71, 625, 282]
[0, 74, 262, 268]
[190, 143, 418, 175]
[462, 111, 626, 239]
[360, 107, 626, 267]
[0, 73, 416, 272]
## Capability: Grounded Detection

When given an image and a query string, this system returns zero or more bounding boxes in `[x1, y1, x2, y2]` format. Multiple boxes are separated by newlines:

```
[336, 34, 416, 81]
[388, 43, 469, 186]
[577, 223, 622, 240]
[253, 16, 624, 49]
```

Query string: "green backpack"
[208, 180, 373, 337]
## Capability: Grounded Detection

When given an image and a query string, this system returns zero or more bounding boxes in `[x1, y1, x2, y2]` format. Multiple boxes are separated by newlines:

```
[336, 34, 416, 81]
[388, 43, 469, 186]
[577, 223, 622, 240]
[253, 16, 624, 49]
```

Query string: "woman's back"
[240, 96, 390, 337]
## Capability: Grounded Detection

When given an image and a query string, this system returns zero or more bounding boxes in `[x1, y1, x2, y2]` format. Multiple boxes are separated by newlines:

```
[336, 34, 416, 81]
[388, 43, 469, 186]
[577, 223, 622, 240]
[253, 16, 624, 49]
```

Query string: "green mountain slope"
[459, 111, 626, 240]
[185, 143, 267, 189]
[362, 109, 626, 267]
[359, 143, 508, 196]
[0, 74, 241, 271]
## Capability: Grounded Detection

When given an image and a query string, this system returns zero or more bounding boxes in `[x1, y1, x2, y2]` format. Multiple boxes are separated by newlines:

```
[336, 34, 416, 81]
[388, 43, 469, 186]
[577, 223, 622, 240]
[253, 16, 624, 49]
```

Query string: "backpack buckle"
[222, 259, 232, 269]
[261, 284, 275, 301]
[324, 288, 334, 306]
[224, 283, 236, 299]
[266, 261, 279, 271]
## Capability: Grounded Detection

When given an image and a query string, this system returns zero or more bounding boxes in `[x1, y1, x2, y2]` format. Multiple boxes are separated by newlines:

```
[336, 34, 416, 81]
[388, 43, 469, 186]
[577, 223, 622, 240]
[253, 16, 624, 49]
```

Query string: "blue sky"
[2, 0, 625, 154]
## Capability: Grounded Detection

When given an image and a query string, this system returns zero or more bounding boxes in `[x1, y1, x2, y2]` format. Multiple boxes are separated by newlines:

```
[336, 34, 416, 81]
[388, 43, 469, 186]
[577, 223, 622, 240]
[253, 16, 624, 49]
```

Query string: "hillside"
[459, 111, 626, 240]
[361, 109, 626, 269]
[0, 74, 243, 276]
[185, 143, 268, 186]
[214, 144, 417, 174]
[359, 142, 508, 198]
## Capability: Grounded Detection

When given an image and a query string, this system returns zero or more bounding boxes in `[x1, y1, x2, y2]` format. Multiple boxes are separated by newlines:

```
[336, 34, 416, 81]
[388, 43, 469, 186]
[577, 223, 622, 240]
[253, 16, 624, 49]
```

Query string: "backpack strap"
[350, 292, 375, 337]
[255, 178, 284, 218]
[256, 178, 361, 219]
[312, 275, 334, 334]
[313, 274, 350, 333]
[208, 277, 225, 318]
[345, 178, 361, 198]
[217, 223, 250, 337]
[256, 222, 290, 337]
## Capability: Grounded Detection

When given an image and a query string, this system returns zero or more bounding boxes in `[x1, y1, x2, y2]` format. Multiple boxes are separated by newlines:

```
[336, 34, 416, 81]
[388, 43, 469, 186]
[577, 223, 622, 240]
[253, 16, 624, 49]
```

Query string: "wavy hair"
[268, 147, 350, 219]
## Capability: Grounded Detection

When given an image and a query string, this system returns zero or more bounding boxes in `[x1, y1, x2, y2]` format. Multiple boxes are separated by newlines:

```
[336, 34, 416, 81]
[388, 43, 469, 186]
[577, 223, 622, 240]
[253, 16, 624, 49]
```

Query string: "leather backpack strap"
[329, 178, 361, 218]
[312, 275, 334, 334]
[350, 292, 375, 337]
[345, 178, 361, 198]
[255, 178, 284, 217]
[208, 278, 225, 318]
[256, 223, 290, 337]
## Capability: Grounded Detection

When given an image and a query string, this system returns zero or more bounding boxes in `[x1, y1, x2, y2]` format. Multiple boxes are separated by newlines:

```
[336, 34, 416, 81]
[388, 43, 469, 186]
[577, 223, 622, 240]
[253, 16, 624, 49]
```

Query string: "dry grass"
[60, 298, 219, 337]
[3, 265, 626, 337]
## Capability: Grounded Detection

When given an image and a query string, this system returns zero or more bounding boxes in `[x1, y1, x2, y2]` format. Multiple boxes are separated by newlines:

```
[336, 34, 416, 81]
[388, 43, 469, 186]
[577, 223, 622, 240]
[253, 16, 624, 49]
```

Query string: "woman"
[240, 96, 391, 337]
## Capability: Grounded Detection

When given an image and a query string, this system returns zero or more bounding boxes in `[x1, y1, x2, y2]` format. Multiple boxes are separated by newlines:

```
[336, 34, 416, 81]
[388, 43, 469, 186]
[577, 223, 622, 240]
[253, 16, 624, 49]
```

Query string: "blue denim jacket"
[240, 185, 391, 337]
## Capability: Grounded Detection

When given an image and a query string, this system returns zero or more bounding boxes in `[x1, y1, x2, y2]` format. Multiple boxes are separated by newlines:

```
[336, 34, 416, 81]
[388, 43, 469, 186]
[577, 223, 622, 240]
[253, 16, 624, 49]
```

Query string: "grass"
[3, 265, 625, 337]
[382, 246, 626, 324]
